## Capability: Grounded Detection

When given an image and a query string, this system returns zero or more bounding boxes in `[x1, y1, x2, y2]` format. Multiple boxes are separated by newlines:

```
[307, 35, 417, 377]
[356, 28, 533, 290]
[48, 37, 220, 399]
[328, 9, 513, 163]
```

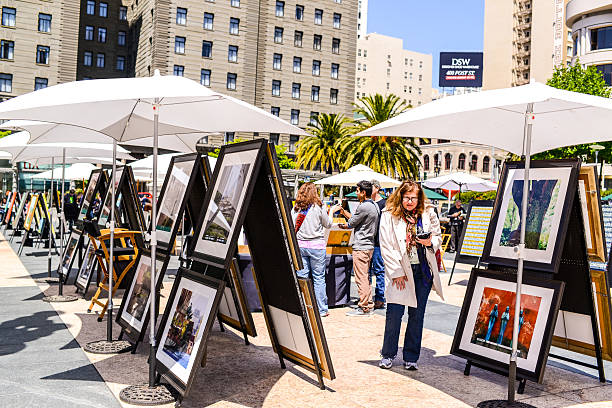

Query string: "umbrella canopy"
[314, 164, 401, 188]
[23, 156, 123, 166]
[356, 81, 612, 155]
[423, 172, 497, 192]
[31, 163, 97, 180]
[423, 187, 448, 201]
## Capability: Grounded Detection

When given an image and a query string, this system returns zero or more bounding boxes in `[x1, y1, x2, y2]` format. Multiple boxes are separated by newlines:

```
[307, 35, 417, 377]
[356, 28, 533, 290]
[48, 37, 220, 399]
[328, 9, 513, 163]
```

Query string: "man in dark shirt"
[447, 199, 465, 253]
[63, 188, 79, 231]
[369, 179, 386, 309]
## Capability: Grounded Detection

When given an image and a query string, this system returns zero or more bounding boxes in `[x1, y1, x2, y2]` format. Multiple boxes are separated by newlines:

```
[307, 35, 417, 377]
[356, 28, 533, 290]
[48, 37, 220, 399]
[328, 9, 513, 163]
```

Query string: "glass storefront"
[595, 64, 612, 85]
[591, 26, 612, 51]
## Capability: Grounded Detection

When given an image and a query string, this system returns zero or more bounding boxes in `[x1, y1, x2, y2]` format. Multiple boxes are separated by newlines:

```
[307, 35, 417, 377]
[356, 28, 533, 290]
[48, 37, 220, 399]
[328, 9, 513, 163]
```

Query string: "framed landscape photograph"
[75, 241, 97, 293]
[155, 268, 224, 396]
[117, 250, 170, 343]
[451, 268, 564, 383]
[192, 140, 266, 269]
[482, 160, 579, 273]
[578, 165, 606, 263]
[58, 231, 83, 279]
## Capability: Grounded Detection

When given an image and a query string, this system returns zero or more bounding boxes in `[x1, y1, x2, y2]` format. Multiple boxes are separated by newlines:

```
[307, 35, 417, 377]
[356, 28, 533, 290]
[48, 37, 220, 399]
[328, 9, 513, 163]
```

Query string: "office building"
[357, 0, 367, 38]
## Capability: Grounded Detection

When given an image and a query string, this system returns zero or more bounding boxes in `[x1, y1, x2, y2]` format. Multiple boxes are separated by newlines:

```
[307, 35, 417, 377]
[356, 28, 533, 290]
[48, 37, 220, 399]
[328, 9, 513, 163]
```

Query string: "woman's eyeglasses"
[403, 196, 419, 203]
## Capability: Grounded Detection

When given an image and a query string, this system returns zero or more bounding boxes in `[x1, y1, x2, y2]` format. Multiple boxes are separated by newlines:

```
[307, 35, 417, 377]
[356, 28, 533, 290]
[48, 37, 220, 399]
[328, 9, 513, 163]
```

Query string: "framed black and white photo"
[155, 268, 224, 396]
[58, 231, 83, 280]
[75, 241, 97, 293]
[192, 140, 266, 269]
[451, 268, 564, 383]
[116, 250, 170, 343]
[482, 160, 579, 273]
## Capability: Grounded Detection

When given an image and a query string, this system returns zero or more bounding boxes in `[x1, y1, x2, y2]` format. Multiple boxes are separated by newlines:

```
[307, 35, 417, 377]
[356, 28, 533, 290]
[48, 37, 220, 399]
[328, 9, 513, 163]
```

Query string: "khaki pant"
[353, 249, 374, 312]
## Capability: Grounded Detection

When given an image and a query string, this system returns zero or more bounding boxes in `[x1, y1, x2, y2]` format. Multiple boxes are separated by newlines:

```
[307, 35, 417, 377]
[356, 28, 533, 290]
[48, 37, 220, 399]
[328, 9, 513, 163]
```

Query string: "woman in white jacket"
[378, 180, 444, 370]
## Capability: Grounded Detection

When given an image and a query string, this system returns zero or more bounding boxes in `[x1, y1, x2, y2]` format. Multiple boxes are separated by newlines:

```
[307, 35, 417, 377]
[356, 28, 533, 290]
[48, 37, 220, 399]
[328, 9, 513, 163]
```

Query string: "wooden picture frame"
[578, 165, 606, 263]
[78, 168, 106, 222]
[23, 194, 39, 231]
[155, 268, 225, 397]
[482, 159, 580, 273]
[451, 268, 564, 383]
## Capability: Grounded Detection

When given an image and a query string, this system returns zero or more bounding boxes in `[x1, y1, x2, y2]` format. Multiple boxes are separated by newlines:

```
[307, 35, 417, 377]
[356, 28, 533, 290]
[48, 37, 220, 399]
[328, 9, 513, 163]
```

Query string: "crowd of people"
[291, 178, 451, 371]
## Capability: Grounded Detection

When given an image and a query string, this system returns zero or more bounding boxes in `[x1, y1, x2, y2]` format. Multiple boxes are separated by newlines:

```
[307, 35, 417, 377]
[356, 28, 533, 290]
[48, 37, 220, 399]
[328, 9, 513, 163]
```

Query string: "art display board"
[58, 230, 84, 280]
[451, 268, 564, 383]
[459, 201, 494, 257]
[3, 191, 17, 225]
[77, 169, 107, 225]
[482, 160, 580, 273]
[217, 258, 257, 338]
[325, 224, 354, 248]
[12, 192, 28, 230]
[75, 240, 98, 293]
[39, 193, 56, 237]
[155, 267, 225, 397]
[23, 194, 39, 232]
[117, 250, 170, 344]
[577, 165, 607, 263]
[590, 202, 612, 272]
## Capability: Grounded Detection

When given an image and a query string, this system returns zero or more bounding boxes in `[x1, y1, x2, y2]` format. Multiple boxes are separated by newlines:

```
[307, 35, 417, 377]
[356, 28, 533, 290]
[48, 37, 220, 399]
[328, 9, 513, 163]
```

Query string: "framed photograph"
[578, 165, 606, 263]
[458, 200, 494, 258]
[155, 268, 224, 396]
[451, 268, 564, 383]
[23, 194, 39, 231]
[98, 167, 125, 227]
[482, 160, 579, 273]
[325, 225, 354, 247]
[117, 250, 170, 343]
[4, 191, 17, 224]
[217, 258, 256, 337]
[192, 140, 266, 269]
[58, 231, 83, 279]
[78, 169, 104, 222]
[75, 241, 97, 293]
[12, 193, 28, 229]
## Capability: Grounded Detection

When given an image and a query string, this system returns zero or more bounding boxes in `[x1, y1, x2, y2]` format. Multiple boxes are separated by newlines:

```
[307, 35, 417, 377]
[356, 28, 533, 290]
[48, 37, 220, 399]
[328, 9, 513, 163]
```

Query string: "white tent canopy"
[130, 153, 217, 181]
[32, 163, 97, 181]
[423, 172, 497, 192]
[314, 164, 401, 188]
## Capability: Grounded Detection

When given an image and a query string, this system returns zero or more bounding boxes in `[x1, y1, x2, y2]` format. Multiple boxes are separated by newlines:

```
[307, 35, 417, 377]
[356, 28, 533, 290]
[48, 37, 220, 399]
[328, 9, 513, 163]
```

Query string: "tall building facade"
[355, 33, 432, 107]
[567, 0, 612, 84]
[357, 0, 367, 38]
[483, 0, 573, 89]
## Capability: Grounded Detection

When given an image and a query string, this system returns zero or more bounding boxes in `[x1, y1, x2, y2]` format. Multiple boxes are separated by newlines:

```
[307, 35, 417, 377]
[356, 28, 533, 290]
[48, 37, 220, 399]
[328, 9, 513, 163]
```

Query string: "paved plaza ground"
[2, 230, 612, 407]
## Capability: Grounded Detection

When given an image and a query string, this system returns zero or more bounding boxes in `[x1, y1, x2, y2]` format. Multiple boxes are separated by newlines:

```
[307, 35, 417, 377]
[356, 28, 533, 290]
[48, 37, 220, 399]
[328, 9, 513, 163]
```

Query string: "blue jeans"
[297, 247, 328, 315]
[369, 246, 385, 303]
[381, 263, 432, 363]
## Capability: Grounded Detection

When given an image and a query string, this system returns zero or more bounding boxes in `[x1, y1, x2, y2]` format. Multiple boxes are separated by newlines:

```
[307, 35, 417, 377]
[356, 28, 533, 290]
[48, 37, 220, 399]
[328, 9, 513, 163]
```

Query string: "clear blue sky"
[368, 0, 485, 89]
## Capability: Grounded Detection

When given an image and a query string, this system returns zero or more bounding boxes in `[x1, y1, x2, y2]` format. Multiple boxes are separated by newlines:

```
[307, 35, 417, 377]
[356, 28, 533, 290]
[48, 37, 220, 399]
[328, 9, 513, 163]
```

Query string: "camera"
[416, 231, 431, 240]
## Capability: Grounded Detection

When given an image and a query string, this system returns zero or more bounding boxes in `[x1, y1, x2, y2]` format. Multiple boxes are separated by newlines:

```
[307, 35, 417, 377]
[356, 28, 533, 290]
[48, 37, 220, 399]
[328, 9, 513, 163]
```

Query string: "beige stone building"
[355, 33, 432, 107]
[483, 0, 573, 89]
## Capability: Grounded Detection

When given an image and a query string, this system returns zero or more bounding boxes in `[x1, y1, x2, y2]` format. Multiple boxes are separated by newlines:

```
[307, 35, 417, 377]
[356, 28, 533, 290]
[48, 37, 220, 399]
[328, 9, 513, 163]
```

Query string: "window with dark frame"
[293, 56, 301, 73]
[229, 17, 239, 35]
[271, 106, 280, 116]
[276, 1, 284, 17]
[86, 1, 95, 16]
[36, 45, 50, 64]
[311, 85, 319, 101]
[175, 36, 185, 54]
[289, 135, 299, 152]
[204, 13, 214, 30]
[423, 155, 430, 171]
[116, 56, 125, 71]
[0, 73, 12, 92]
[310, 111, 318, 126]
[98, 27, 107, 43]
[99, 2, 107, 17]
[228, 45, 238, 62]
[444, 153, 451, 170]
[119, 6, 127, 20]
[85, 25, 94, 41]
[458, 153, 465, 170]
[0, 40, 13, 60]
[176, 7, 187, 25]
[274, 26, 283, 43]
[292, 82, 300, 99]
[314, 8, 322, 24]
[272, 79, 281, 96]
[331, 63, 339, 79]
[226, 72, 237, 90]
[202, 41, 212, 58]
[38, 13, 51, 33]
[118, 31, 126, 46]
[312, 60, 320, 76]
[330, 88, 338, 104]
[332, 38, 340, 54]
[295, 4, 303, 21]
[96, 53, 105, 68]
[294, 30, 302, 47]
[201, 69, 211, 86]
[273, 53, 282, 70]
[483, 156, 490, 173]
[34, 77, 48, 90]
[290, 109, 299, 125]
[224, 132, 235, 143]
[83, 51, 92, 66]
[313, 34, 321, 50]
[173, 65, 184, 76]
[231, 0, 240, 7]
[270, 133, 279, 145]
[333, 13, 341, 28]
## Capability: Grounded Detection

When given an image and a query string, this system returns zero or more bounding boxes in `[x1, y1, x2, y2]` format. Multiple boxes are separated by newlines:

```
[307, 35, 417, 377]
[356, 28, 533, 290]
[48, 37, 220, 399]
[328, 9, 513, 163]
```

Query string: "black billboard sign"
[439, 52, 483, 88]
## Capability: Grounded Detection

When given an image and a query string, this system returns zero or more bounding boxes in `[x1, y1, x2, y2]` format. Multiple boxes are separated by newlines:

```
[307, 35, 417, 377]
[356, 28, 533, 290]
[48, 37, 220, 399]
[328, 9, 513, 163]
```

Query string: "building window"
[419, 61, 423, 68]
[332, 38, 340, 54]
[291, 109, 299, 125]
[294, 31, 302, 47]
[483, 156, 490, 173]
[470, 155, 478, 171]
[276, 1, 284, 17]
[202, 41, 212, 58]
[34, 77, 48, 90]
[201, 69, 211, 86]
[333, 13, 341, 28]
[228, 45, 238, 62]
[591, 26, 612, 51]
[313, 34, 321, 51]
[271, 106, 280, 116]
[314, 8, 322, 25]
[96, 53, 105, 67]
[175, 36, 185, 54]
[273, 53, 282, 70]
[386, 82, 390, 90]
[203, 13, 214, 30]
[116, 56, 125, 71]
[295, 4, 303, 21]
[83, 51, 93, 66]
[409, 86, 412, 93]
[596, 64, 612, 85]
[293, 56, 301, 73]
[98, 27, 107, 43]
[227, 72, 237, 90]
[1, 8, 14, 27]
[118, 31, 126, 46]
[86, 1, 95, 16]
[0, 73, 12, 92]
[309, 112, 318, 126]
[173, 65, 184, 76]
[85, 26, 96, 42]
[99, 2, 107, 17]
[289, 135, 299, 152]
[331, 63, 339, 79]
[311, 85, 319, 101]
[312, 60, 320, 76]
[224, 132, 235, 144]
[418, 88, 422, 95]
[176, 8, 187, 25]
[231, 0, 240, 7]
[270, 133, 279, 145]
[229, 18, 239, 35]
[272, 80, 281, 96]
[119, 6, 127, 20]
[444, 153, 451, 170]
[38, 13, 51, 33]
[330, 88, 338, 104]
[292, 82, 300, 99]
[458, 153, 465, 170]
[363, 63, 366, 72]
[274, 27, 283, 43]
[36, 45, 50, 64]
[0, 40, 13, 60]
[423, 155, 429, 171]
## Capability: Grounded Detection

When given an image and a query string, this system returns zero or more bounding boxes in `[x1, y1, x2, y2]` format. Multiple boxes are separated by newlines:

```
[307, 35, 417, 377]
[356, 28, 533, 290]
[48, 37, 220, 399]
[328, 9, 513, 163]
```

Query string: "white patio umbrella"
[314, 164, 401, 199]
[423, 172, 497, 192]
[0, 71, 306, 396]
[32, 163, 97, 181]
[356, 80, 612, 404]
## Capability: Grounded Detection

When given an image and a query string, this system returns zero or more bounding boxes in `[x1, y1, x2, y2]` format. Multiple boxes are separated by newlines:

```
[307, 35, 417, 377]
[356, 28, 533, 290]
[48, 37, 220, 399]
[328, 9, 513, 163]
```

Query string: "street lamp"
[591, 144, 605, 190]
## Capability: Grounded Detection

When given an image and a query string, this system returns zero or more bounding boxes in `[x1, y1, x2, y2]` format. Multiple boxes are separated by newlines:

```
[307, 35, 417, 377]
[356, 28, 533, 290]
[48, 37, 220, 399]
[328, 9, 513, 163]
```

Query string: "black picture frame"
[75, 240, 97, 293]
[98, 166, 126, 228]
[191, 139, 267, 270]
[78, 168, 107, 222]
[155, 267, 225, 397]
[451, 268, 564, 383]
[217, 257, 257, 337]
[116, 249, 170, 344]
[481, 159, 580, 273]
[57, 230, 84, 280]
[457, 200, 494, 258]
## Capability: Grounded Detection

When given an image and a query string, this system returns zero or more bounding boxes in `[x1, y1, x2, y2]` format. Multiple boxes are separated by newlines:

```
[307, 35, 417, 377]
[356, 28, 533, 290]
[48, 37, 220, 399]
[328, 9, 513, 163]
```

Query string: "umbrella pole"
[47, 157, 54, 277]
[108, 140, 116, 342]
[149, 98, 159, 387]
[59, 149, 65, 295]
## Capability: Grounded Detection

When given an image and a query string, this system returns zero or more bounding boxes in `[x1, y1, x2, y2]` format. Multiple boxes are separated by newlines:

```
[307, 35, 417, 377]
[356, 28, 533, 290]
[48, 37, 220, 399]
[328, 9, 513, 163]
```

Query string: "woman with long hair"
[378, 180, 444, 370]
[291, 182, 341, 317]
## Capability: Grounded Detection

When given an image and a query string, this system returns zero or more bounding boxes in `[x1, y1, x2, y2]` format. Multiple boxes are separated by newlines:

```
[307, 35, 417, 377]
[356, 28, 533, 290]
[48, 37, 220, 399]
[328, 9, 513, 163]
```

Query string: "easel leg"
[278, 354, 286, 369]
[448, 256, 459, 286]
[118, 329, 124, 341]
[218, 316, 225, 332]
[464, 361, 471, 376]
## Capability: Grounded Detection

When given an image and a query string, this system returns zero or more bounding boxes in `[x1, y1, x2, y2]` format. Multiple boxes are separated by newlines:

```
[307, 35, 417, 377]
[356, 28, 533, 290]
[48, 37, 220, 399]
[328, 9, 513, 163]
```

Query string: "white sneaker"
[379, 358, 393, 369]
[404, 362, 418, 371]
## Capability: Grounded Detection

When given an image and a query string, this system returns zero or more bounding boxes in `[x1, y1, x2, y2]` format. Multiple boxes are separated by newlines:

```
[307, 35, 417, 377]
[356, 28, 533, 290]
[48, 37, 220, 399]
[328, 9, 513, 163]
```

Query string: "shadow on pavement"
[0, 310, 67, 356]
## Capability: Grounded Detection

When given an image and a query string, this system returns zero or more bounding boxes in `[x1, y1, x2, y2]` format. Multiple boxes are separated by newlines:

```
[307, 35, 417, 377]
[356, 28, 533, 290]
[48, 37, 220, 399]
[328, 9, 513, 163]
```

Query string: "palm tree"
[296, 113, 351, 173]
[337, 93, 421, 179]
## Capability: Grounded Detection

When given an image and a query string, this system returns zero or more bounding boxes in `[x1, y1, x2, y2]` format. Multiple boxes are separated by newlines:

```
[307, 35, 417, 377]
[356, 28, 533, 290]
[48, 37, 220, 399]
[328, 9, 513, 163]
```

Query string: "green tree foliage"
[338, 93, 420, 178]
[296, 113, 350, 173]
[0, 130, 10, 139]
[456, 190, 497, 203]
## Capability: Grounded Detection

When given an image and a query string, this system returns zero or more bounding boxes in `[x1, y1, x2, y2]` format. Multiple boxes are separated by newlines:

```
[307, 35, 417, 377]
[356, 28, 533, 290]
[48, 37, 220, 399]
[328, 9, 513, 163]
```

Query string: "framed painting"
[78, 169, 104, 222]
[98, 166, 125, 228]
[482, 160, 579, 273]
[458, 200, 494, 258]
[75, 241, 97, 293]
[12, 192, 28, 229]
[451, 268, 564, 383]
[325, 225, 354, 247]
[117, 250, 170, 343]
[155, 268, 224, 396]
[192, 139, 267, 269]
[58, 231, 83, 280]
[578, 165, 606, 263]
